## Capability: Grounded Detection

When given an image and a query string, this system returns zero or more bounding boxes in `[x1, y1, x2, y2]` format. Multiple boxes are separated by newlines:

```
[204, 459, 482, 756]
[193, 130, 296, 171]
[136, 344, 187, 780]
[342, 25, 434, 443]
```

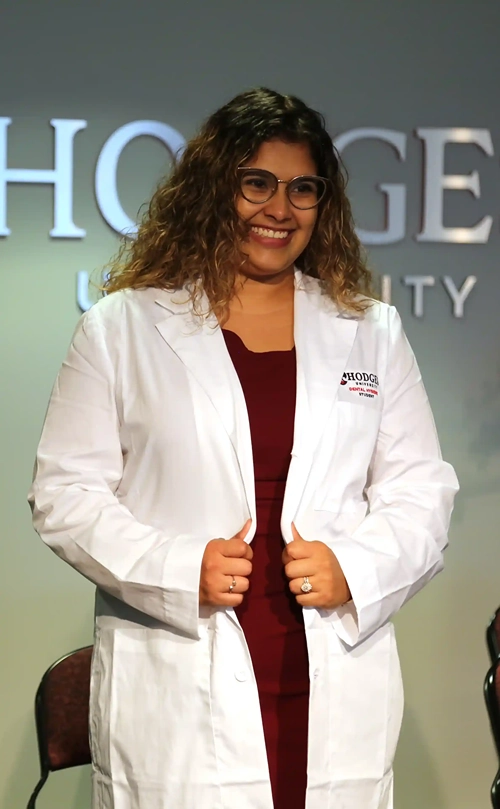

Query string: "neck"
[231, 267, 295, 315]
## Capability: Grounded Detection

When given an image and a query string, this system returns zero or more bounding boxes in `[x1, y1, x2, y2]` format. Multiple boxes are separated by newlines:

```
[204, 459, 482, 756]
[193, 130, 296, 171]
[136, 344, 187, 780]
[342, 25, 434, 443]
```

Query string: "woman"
[29, 88, 458, 809]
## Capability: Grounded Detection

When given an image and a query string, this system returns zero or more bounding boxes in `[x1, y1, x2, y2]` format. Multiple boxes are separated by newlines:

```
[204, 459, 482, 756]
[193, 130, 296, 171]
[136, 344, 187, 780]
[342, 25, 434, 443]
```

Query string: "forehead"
[244, 139, 317, 178]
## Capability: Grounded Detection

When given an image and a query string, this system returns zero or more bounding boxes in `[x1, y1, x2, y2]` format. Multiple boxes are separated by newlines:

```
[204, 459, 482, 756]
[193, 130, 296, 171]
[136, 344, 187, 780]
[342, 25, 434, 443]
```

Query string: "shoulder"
[356, 298, 398, 331]
[78, 287, 173, 334]
[301, 274, 397, 332]
[69, 288, 171, 362]
[85, 287, 160, 321]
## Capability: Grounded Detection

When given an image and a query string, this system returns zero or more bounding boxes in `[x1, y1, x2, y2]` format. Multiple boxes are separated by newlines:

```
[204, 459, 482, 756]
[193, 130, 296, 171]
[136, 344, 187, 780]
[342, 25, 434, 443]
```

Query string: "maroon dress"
[222, 329, 310, 809]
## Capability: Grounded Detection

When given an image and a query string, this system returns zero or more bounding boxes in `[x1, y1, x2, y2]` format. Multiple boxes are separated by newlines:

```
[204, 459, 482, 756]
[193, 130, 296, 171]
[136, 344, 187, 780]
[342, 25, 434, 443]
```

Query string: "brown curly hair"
[103, 87, 373, 315]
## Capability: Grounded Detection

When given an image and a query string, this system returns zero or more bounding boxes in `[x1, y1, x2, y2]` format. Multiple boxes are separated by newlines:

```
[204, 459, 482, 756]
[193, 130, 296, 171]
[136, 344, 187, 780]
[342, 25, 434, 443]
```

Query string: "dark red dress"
[222, 329, 310, 809]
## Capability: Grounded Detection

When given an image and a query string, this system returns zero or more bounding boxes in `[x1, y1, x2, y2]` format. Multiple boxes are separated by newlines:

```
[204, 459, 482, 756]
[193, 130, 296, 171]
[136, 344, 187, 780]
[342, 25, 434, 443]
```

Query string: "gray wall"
[1, 1, 499, 807]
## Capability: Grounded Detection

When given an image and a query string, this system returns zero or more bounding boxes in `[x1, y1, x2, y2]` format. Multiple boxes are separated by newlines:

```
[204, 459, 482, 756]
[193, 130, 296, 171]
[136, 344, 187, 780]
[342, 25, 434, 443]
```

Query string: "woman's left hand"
[282, 523, 352, 608]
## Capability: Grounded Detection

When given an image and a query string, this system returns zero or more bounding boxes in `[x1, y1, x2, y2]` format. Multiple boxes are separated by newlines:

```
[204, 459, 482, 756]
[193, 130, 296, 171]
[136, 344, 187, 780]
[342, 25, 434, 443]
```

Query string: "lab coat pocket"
[327, 622, 404, 781]
[98, 626, 215, 790]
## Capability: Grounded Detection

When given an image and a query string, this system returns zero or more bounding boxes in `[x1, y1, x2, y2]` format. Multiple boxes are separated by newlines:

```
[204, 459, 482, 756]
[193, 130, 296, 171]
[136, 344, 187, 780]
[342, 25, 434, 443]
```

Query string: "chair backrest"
[487, 608, 500, 664]
[27, 645, 93, 809]
[35, 645, 93, 773]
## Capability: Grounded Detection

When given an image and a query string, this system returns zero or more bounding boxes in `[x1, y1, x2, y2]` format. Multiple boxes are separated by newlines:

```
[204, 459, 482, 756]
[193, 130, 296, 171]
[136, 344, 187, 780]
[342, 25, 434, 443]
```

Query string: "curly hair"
[103, 87, 373, 316]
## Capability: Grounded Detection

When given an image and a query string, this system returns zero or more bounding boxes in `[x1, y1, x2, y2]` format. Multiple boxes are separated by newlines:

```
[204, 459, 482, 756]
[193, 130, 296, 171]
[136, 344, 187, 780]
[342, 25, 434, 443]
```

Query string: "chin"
[241, 264, 294, 282]
[241, 253, 297, 279]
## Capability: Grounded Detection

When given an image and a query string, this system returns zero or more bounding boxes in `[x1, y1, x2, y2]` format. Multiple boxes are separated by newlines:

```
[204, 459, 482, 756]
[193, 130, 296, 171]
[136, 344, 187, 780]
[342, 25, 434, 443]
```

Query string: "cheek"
[298, 211, 318, 243]
[235, 195, 261, 222]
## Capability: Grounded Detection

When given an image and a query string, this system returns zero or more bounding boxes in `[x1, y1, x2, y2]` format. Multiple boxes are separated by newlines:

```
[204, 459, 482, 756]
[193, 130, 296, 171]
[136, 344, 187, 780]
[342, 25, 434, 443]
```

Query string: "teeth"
[251, 226, 290, 239]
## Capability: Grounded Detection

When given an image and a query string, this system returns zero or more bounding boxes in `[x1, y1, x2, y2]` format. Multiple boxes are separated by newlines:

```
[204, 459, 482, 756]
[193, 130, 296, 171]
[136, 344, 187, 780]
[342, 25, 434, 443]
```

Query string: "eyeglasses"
[237, 167, 329, 210]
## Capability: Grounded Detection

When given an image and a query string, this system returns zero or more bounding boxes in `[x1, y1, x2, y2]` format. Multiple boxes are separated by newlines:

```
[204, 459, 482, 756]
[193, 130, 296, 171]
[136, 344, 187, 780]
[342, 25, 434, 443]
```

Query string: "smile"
[250, 226, 292, 240]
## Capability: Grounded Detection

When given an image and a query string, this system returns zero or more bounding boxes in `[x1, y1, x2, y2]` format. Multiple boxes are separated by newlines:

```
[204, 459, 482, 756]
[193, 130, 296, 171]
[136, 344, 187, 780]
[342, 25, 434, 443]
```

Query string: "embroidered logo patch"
[340, 371, 380, 399]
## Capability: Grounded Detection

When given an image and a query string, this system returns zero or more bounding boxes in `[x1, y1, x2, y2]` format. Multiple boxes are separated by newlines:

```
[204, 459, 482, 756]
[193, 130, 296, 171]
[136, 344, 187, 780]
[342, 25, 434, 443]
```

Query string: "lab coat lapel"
[281, 273, 359, 542]
[154, 291, 256, 534]
[153, 278, 359, 545]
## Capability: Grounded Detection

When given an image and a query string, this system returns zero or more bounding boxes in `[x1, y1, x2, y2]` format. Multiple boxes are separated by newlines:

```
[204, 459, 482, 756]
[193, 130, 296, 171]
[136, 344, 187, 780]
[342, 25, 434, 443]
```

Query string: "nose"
[262, 184, 293, 221]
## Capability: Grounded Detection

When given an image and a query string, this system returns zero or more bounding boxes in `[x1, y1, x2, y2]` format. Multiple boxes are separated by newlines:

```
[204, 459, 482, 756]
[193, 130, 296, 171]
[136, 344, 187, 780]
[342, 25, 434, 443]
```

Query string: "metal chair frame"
[487, 608, 500, 665]
[485, 657, 500, 809]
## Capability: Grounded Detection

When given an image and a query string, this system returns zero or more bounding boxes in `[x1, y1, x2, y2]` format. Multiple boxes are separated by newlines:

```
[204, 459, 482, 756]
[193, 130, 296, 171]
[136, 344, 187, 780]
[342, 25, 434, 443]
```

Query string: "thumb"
[291, 522, 305, 542]
[234, 518, 252, 540]
[287, 523, 310, 560]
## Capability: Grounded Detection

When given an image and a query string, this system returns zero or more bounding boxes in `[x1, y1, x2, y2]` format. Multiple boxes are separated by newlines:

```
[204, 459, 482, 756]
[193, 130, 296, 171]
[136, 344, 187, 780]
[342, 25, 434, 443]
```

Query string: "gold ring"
[229, 577, 237, 593]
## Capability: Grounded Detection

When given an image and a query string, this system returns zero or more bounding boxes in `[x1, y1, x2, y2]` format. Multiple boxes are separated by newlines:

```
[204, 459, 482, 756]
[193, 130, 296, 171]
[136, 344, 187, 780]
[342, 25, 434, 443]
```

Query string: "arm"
[327, 306, 459, 646]
[28, 303, 208, 639]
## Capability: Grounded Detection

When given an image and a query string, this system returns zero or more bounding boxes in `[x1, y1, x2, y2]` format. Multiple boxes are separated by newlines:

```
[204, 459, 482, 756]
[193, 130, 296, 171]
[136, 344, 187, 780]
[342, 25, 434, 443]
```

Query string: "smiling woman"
[102, 86, 372, 319]
[29, 87, 459, 809]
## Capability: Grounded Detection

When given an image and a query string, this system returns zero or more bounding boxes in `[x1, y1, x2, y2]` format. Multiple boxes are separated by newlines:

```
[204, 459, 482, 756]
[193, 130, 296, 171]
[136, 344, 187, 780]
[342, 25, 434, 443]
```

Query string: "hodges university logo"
[341, 371, 380, 399]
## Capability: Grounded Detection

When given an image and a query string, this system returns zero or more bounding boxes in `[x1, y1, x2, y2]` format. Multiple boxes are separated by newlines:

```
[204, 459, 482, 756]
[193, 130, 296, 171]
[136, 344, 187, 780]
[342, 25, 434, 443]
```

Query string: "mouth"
[250, 226, 293, 240]
[248, 225, 295, 248]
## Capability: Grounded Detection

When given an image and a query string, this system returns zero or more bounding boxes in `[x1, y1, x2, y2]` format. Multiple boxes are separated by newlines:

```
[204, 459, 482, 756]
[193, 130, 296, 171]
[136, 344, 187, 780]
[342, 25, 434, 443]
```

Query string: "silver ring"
[301, 576, 313, 594]
[229, 577, 237, 593]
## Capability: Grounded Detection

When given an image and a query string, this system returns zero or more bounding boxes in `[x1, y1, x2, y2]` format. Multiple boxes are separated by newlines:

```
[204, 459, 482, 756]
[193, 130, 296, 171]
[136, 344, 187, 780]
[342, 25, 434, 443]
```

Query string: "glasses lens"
[287, 176, 327, 209]
[239, 169, 276, 204]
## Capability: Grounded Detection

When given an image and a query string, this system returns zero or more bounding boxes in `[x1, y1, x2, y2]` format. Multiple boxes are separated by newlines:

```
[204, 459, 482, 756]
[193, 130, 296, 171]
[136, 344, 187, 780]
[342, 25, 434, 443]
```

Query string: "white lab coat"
[29, 270, 458, 809]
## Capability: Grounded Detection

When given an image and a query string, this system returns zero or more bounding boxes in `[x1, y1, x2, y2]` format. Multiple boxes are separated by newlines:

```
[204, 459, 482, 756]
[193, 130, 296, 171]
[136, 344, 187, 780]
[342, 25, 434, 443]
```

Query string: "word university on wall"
[1, 118, 492, 317]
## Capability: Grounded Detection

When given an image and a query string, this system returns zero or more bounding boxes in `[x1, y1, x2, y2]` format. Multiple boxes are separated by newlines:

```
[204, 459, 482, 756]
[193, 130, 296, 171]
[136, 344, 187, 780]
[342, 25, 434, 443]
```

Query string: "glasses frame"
[237, 167, 329, 210]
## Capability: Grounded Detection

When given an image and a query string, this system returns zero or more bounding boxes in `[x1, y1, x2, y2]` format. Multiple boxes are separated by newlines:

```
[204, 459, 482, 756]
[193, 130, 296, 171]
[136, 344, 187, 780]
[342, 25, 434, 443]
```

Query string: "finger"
[294, 593, 324, 607]
[213, 593, 246, 607]
[220, 557, 252, 577]
[284, 559, 318, 580]
[242, 542, 253, 560]
[199, 586, 246, 607]
[221, 537, 252, 558]
[291, 522, 303, 542]
[224, 575, 250, 595]
[200, 572, 249, 606]
[288, 576, 317, 596]
[290, 581, 343, 609]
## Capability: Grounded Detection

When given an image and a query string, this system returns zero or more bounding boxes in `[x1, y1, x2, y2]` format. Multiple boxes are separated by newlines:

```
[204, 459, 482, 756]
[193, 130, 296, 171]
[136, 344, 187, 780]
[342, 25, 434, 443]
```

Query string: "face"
[235, 139, 319, 281]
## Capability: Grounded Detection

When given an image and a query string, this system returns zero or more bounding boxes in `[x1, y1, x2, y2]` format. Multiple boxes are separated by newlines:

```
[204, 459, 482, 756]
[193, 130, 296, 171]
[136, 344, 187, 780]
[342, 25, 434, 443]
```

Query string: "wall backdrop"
[1, 1, 499, 807]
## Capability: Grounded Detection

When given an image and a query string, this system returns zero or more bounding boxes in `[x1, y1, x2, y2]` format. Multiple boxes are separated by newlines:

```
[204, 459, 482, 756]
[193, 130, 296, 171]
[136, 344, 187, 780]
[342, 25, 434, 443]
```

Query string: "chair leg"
[492, 769, 500, 809]
[26, 772, 49, 809]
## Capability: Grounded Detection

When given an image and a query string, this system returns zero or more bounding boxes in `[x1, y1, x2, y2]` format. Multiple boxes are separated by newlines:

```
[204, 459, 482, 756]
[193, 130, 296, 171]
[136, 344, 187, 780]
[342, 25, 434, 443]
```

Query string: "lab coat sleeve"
[28, 304, 208, 639]
[326, 305, 459, 647]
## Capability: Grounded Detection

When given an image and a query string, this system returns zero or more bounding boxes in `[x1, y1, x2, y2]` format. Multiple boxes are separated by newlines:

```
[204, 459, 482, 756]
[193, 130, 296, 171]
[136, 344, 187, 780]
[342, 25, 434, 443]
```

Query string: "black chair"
[487, 608, 500, 664]
[27, 645, 93, 809]
[485, 655, 500, 809]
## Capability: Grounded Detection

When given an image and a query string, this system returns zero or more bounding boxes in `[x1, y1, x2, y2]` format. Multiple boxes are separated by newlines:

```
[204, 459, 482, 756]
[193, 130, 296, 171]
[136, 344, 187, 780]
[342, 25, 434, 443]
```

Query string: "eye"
[239, 170, 275, 202]
[243, 176, 269, 191]
[290, 179, 318, 196]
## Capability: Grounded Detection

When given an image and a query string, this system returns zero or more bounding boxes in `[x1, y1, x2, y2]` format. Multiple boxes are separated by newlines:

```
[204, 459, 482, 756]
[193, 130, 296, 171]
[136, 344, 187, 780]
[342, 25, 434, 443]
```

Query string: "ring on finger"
[301, 576, 313, 594]
[228, 577, 237, 594]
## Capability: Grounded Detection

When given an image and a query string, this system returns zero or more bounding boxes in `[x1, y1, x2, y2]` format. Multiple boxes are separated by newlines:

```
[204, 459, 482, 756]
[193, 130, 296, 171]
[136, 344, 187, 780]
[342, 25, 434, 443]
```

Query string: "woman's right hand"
[199, 519, 253, 607]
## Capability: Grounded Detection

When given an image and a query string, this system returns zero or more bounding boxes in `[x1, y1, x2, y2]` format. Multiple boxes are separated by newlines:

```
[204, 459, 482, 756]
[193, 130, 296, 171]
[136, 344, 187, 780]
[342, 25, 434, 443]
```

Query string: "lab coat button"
[313, 668, 320, 679]
[234, 669, 249, 682]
